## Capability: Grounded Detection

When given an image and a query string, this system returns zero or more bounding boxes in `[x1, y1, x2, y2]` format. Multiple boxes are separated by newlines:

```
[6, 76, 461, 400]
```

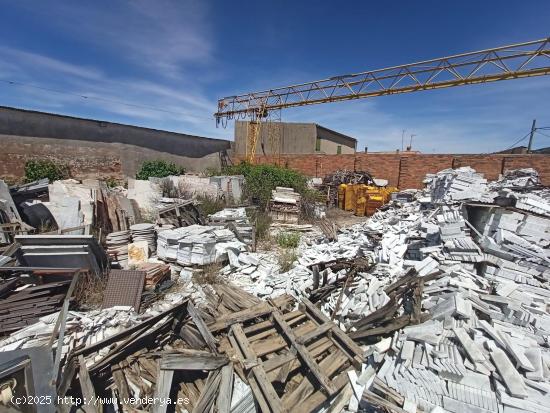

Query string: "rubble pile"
[0, 166, 548, 412]
[205, 167, 550, 411]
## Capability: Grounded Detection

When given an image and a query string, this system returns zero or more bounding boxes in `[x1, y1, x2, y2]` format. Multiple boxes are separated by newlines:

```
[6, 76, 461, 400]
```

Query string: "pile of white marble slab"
[425, 167, 493, 203]
[494, 168, 541, 189]
[156, 224, 247, 266]
[208, 207, 254, 246]
[216, 167, 550, 412]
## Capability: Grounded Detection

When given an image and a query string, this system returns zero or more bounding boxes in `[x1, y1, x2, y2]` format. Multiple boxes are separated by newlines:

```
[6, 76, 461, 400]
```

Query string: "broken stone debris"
[195, 167, 550, 412]
[0, 167, 549, 412]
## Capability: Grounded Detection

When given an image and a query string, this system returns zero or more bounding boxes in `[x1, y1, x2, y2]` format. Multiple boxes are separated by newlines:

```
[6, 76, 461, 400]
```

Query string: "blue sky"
[1, 0, 549, 153]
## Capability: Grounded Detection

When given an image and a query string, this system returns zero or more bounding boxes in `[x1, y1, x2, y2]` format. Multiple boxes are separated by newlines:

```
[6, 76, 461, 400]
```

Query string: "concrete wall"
[316, 125, 356, 154]
[0, 135, 223, 183]
[233, 152, 550, 189]
[319, 138, 355, 154]
[0, 106, 231, 158]
[234, 121, 356, 155]
[235, 121, 316, 155]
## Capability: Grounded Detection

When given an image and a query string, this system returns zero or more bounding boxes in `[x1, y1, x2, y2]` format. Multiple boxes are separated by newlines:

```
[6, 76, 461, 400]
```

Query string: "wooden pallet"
[211, 297, 364, 413]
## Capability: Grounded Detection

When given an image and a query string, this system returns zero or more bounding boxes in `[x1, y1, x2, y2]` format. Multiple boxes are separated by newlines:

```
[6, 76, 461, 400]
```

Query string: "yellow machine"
[354, 185, 367, 216]
[344, 184, 356, 211]
[338, 184, 347, 209]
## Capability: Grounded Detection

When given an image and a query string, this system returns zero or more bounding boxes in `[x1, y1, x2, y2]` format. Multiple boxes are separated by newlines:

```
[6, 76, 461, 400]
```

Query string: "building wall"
[316, 125, 356, 154]
[234, 121, 317, 155]
[0, 135, 223, 183]
[233, 153, 550, 188]
[0, 106, 231, 158]
[318, 138, 356, 154]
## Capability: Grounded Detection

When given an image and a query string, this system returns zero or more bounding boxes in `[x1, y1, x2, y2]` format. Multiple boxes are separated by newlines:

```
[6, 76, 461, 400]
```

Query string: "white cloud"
[0, 46, 103, 80]
[14, 0, 214, 78]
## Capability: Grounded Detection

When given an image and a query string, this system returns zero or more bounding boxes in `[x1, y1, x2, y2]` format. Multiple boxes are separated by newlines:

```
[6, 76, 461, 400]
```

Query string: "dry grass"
[73, 272, 108, 308]
[192, 263, 225, 285]
[277, 249, 298, 273]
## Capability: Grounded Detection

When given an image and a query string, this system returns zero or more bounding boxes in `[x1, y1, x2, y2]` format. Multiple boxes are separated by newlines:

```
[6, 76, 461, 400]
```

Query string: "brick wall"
[235, 153, 550, 189]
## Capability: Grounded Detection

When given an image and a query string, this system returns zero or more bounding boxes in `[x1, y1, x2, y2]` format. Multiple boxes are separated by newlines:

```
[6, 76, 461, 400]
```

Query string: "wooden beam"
[231, 324, 286, 413]
[78, 356, 98, 413]
[301, 297, 365, 362]
[272, 311, 337, 395]
[188, 301, 219, 353]
[160, 353, 228, 371]
[151, 368, 174, 413]
[208, 302, 273, 332]
[216, 363, 234, 413]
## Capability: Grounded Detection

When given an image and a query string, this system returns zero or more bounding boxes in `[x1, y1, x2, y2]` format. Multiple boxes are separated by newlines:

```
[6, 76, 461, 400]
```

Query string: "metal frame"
[216, 38, 550, 121]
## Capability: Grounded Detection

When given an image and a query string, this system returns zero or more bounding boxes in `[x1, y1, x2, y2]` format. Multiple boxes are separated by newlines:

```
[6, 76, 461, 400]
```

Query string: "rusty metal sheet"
[102, 269, 145, 312]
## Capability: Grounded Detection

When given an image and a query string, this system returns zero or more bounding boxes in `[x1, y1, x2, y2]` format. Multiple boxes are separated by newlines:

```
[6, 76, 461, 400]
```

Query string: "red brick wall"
[234, 153, 550, 189]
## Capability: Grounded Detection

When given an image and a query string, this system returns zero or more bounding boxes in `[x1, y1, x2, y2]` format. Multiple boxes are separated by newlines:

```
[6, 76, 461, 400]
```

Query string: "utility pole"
[401, 129, 406, 152]
[527, 119, 536, 153]
[407, 134, 416, 151]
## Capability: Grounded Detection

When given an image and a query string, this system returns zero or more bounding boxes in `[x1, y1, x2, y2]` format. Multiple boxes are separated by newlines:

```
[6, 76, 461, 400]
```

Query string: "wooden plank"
[192, 369, 222, 413]
[216, 363, 234, 413]
[263, 351, 296, 373]
[272, 311, 337, 395]
[111, 363, 131, 404]
[51, 270, 80, 385]
[73, 301, 187, 358]
[301, 297, 365, 362]
[266, 340, 334, 383]
[362, 389, 409, 413]
[231, 324, 286, 413]
[282, 350, 348, 408]
[208, 302, 273, 332]
[325, 383, 353, 413]
[251, 320, 318, 357]
[296, 323, 332, 345]
[244, 310, 303, 335]
[78, 356, 98, 413]
[188, 301, 219, 353]
[160, 353, 228, 371]
[294, 371, 349, 413]
[151, 368, 174, 413]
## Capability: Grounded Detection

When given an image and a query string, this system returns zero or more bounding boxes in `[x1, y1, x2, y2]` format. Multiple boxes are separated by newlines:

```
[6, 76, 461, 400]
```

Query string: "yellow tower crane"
[215, 37, 550, 163]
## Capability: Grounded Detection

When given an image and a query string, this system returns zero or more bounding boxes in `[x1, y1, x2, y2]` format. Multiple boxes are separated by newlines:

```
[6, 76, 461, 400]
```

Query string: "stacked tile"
[154, 224, 248, 266]
[106, 230, 131, 268]
[176, 226, 244, 266]
[134, 262, 171, 289]
[130, 223, 156, 253]
[156, 227, 193, 261]
[208, 208, 254, 245]
[269, 187, 301, 223]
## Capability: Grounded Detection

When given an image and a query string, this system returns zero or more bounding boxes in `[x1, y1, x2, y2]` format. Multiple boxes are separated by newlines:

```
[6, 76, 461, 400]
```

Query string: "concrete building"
[234, 121, 356, 155]
[0, 106, 231, 181]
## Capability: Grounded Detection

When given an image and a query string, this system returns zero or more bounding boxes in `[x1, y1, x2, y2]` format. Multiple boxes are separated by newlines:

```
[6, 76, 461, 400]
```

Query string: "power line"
[0, 78, 214, 121]
[501, 130, 532, 151]
[535, 129, 550, 139]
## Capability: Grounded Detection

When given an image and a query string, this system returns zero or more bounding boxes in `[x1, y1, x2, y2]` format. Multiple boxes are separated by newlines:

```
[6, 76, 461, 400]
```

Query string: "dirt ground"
[326, 206, 369, 228]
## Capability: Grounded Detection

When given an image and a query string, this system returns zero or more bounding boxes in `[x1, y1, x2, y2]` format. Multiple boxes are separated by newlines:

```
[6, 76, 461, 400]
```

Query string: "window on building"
[337, 145, 342, 154]
[315, 137, 321, 151]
